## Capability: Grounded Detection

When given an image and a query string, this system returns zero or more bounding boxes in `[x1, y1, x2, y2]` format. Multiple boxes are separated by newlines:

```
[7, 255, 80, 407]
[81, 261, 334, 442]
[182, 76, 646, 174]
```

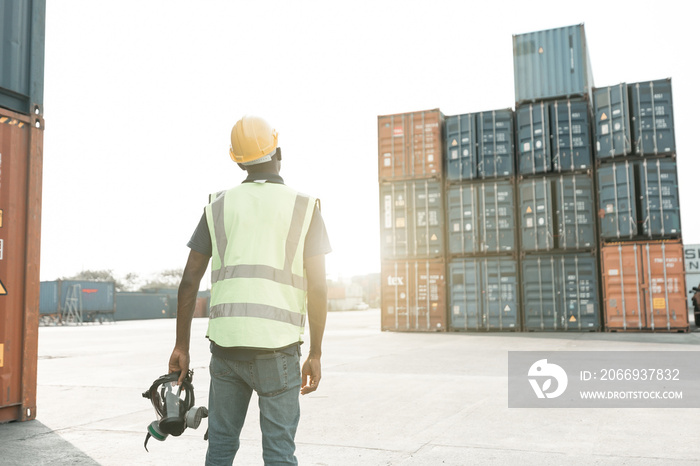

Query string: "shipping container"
[629, 79, 675, 156]
[380, 179, 444, 259]
[446, 181, 516, 255]
[0, 0, 45, 115]
[593, 84, 632, 158]
[381, 259, 447, 331]
[601, 241, 688, 332]
[637, 158, 681, 238]
[513, 24, 594, 105]
[0, 108, 44, 422]
[597, 161, 637, 239]
[39, 280, 116, 324]
[550, 98, 593, 172]
[448, 257, 519, 331]
[478, 109, 515, 178]
[521, 252, 600, 331]
[445, 109, 515, 181]
[516, 102, 551, 175]
[114, 292, 175, 321]
[553, 174, 596, 249]
[519, 177, 554, 251]
[378, 109, 444, 181]
[445, 113, 477, 181]
[597, 158, 680, 240]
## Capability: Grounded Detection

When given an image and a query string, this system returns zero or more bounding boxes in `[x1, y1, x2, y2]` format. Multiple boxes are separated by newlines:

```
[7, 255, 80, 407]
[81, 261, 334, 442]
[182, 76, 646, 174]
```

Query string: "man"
[168, 115, 331, 465]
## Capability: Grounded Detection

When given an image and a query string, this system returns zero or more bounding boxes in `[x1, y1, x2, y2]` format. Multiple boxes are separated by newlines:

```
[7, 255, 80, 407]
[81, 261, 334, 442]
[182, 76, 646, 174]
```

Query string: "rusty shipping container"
[0, 0, 45, 423]
[601, 241, 688, 332]
[381, 259, 447, 332]
[378, 109, 444, 181]
[379, 179, 444, 260]
[0, 108, 44, 422]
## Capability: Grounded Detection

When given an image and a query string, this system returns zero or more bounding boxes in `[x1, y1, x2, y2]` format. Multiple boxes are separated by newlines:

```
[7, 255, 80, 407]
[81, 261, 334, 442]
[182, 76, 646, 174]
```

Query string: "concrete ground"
[1, 309, 699, 465]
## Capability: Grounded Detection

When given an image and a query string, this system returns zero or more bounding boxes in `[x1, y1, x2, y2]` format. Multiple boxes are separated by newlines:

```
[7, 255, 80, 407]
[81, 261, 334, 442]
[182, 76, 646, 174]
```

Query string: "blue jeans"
[205, 351, 301, 466]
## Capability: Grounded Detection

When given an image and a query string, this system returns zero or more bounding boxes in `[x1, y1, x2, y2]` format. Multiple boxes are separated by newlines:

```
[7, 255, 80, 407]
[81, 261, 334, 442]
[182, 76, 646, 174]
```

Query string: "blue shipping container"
[597, 161, 637, 239]
[0, 0, 45, 115]
[521, 252, 600, 331]
[449, 257, 519, 331]
[629, 79, 676, 156]
[593, 84, 632, 158]
[115, 292, 175, 321]
[513, 24, 594, 104]
[445, 109, 514, 181]
[517, 102, 551, 175]
[550, 98, 593, 171]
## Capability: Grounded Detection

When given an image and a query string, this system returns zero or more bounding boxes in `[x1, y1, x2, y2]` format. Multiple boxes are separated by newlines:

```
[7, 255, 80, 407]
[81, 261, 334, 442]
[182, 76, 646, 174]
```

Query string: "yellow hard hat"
[229, 115, 279, 165]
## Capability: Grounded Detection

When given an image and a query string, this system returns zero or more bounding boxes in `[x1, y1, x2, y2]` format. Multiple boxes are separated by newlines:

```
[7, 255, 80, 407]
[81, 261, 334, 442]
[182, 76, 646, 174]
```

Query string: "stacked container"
[378, 109, 447, 331]
[444, 109, 519, 331]
[594, 79, 688, 331]
[0, 0, 46, 423]
[513, 24, 601, 331]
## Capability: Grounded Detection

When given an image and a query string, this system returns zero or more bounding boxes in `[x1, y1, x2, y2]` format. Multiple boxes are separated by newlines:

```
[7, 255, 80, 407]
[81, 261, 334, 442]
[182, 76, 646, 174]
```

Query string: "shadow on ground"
[0, 419, 99, 466]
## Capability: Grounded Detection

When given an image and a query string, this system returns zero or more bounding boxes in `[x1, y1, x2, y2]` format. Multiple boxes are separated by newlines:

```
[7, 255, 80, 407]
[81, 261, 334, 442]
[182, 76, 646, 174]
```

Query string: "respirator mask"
[142, 370, 208, 451]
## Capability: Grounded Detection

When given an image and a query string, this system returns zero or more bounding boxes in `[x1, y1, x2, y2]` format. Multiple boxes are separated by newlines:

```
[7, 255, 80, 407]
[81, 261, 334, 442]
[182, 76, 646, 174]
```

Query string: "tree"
[140, 268, 183, 291]
[61, 269, 130, 291]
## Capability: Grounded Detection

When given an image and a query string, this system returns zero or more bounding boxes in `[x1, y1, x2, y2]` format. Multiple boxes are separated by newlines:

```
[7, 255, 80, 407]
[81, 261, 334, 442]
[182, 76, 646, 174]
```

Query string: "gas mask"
[142, 370, 208, 451]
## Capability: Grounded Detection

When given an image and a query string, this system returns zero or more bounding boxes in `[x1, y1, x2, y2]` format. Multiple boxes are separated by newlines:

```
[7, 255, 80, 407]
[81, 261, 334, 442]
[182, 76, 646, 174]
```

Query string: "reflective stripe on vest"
[204, 183, 316, 349]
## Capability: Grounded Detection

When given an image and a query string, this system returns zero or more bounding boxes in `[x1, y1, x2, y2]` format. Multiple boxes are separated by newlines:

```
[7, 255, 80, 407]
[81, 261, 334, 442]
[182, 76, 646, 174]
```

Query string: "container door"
[521, 256, 558, 330]
[482, 258, 519, 330]
[550, 99, 593, 172]
[478, 110, 514, 178]
[642, 242, 688, 331]
[637, 158, 681, 238]
[560, 254, 600, 330]
[629, 79, 675, 156]
[554, 174, 595, 249]
[601, 244, 645, 330]
[517, 102, 551, 174]
[597, 161, 637, 239]
[480, 181, 516, 253]
[412, 180, 443, 258]
[448, 259, 480, 330]
[445, 114, 477, 181]
[381, 260, 446, 332]
[380, 182, 410, 259]
[519, 178, 554, 251]
[594, 84, 632, 158]
[0, 108, 42, 422]
[378, 114, 408, 180]
[447, 184, 477, 255]
[409, 111, 443, 178]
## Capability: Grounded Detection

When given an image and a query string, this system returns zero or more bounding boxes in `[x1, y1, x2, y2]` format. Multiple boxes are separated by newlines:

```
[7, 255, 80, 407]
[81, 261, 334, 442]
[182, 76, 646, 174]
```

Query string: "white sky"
[40, 0, 700, 287]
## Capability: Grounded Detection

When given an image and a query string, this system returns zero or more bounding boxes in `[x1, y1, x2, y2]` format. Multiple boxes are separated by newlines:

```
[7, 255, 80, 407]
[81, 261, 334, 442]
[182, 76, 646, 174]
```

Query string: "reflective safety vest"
[205, 182, 317, 349]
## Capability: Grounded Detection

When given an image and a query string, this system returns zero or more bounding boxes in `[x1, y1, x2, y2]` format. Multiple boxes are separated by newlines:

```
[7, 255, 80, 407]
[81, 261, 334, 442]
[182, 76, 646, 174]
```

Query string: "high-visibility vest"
[205, 182, 317, 349]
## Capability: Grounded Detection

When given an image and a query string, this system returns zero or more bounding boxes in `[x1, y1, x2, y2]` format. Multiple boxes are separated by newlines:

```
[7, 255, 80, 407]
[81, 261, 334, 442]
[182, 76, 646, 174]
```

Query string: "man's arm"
[168, 248, 210, 385]
[301, 253, 327, 395]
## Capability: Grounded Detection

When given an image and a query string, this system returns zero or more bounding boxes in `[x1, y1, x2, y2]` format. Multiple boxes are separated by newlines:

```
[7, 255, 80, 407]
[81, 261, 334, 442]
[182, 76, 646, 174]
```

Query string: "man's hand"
[168, 347, 190, 385]
[301, 357, 321, 395]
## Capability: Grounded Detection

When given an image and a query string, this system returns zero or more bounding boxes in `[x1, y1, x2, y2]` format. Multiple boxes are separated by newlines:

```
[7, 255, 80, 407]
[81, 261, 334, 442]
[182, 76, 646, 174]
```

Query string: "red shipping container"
[601, 241, 688, 332]
[381, 259, 446, 331]
[378, 109, 444, 181]
[0, 107, 44, 422]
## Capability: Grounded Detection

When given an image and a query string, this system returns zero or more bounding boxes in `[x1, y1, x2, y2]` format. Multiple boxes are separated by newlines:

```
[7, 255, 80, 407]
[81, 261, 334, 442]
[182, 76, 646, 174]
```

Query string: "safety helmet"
[229, 115, 279, 165]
